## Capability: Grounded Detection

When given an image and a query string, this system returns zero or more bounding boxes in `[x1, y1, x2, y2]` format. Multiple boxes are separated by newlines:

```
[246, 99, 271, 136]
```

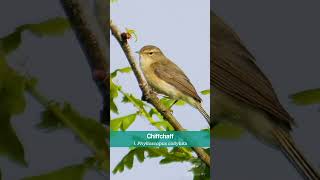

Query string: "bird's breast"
[140, 58, 196, 105]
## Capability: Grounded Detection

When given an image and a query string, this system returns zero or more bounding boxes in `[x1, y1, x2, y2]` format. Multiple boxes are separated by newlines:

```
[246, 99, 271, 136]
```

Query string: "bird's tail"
[272, 129, 320, 180]
[196, 104, 211, 126]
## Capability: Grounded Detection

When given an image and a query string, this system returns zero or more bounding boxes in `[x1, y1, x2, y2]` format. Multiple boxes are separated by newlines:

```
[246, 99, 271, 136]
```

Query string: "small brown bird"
[137, 45, 210, 125]
[211, 12, 320, 180]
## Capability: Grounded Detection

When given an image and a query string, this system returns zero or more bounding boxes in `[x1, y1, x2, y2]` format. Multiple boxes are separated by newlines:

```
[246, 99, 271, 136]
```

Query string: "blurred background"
[212, 0, 320, 179]
[0, 0, 106, 179]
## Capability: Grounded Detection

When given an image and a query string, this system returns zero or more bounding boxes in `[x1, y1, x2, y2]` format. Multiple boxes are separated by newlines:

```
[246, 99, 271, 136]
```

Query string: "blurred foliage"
[0, 17, 108, 179]
[0, 17, 69, 56]
[290, 88, 320, 106]
[22, 164, 87, 180]
[213, 123, 245, 139]
[37, 102, 108, 167]
[0, 54, 27, 165]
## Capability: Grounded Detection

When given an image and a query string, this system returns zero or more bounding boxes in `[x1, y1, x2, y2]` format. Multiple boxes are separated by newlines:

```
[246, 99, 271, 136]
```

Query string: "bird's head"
[136, 45, 165, 62]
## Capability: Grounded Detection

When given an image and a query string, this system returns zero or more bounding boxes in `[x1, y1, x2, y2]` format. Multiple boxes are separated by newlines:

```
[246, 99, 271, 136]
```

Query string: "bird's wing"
[151, 60, 202, 102]
[211, 13, 294, 129]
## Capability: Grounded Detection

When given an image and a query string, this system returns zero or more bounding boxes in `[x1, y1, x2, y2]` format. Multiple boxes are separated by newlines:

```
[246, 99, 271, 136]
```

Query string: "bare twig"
[110, 20, 211, 167]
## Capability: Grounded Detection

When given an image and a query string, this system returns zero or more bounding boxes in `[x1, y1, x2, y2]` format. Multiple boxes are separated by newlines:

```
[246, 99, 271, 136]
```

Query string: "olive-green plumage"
[137, 45, 210, 125]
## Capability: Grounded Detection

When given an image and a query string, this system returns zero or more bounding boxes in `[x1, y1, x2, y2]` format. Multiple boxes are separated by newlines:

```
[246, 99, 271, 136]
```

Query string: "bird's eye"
[148, 52, 154, 55]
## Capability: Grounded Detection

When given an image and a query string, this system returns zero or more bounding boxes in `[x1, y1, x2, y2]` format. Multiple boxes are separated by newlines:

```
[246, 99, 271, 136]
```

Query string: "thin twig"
[110, 20, 211, 167]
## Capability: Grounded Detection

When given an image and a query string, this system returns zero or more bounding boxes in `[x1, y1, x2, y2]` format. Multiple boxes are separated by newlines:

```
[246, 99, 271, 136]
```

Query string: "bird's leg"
[168, 100, 178, 109]
[160, 96, 176, 113]
[141, 83, 157, 102]
[141, 92, 149, 102]
[140, 82, 150, 101]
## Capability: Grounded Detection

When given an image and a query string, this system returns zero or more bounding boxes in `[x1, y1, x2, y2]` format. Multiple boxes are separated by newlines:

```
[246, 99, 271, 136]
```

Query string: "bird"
[211, 12, 320, 180]
[136, 45, 210, 125]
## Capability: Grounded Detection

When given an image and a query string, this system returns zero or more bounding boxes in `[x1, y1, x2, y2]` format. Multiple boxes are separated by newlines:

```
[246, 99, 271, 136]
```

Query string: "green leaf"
[149, 108, 164, 120]
[110, 80, 119, 99]
[37, 103, 108, 164]
[122, 93, 145, 108]
[110, 80, 119, 114]
[26, 17, 69, 37]
[213, 122, 245, 139]
[0, 55, 26, 165]
[200, 89, 210, 95]
[60, 103, 108, 153]
[0, 112, 26, 165]
[110, 113, 137, 131]
[110, 100, 119, 114]
[159, 147, 193, 164]
[135, 149, 145, 163]
[113, 148, 171, 174]
[0, 17, 69, 55]
[22, 164, 86, 180]
[123, 151, 134, 169]
[160, 97, 185, 108]
[125, 28, 138, 42]
[111, 67, 132, 79]
[110, 117, 122, 131]
[159, 155, 187, 164]
[121, 114, 137, 131]
[151, 121, 174, 131]
[37, 102, 65, 131]
[175, 100, 186, 106]
[191, 158, 210, 180]
[0, 58, 26, 115]
[290, 88, 320, 105]
[112, 150, 134, 174]
[146, 148, 168, 158]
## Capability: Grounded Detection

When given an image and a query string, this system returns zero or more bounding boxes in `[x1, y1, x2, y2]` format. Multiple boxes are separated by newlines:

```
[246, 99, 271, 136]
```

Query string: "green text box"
[110, 131, 210, 147]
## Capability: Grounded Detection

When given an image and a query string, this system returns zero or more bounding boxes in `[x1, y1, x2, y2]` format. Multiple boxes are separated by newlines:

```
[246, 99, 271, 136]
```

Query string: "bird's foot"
[141, 88, 157, 102]
[162, 108, 173, 114]
[141, 93, 149, 101]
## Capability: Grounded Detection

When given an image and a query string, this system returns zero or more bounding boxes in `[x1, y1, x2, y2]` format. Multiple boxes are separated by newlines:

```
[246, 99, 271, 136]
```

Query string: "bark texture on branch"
[60, 0, 110, 125]
[110, 20, 211, 167]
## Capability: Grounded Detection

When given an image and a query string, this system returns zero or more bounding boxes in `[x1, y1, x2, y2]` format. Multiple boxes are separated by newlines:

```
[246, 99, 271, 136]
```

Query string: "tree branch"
[60, 0, 110, 125]
[110, 20, 211, 167]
